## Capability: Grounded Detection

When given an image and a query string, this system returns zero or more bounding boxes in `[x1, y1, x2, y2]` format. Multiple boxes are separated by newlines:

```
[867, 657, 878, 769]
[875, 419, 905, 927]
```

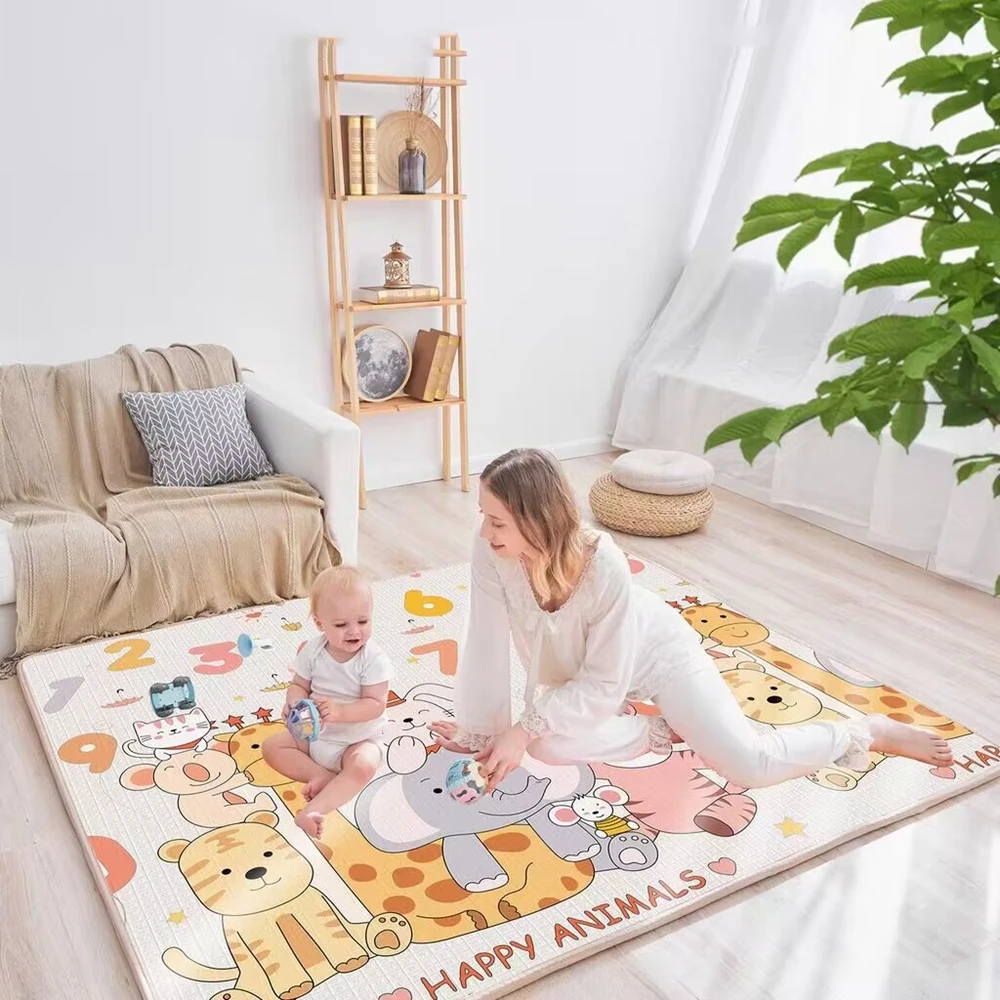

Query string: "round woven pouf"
[589, 474, 714, 537]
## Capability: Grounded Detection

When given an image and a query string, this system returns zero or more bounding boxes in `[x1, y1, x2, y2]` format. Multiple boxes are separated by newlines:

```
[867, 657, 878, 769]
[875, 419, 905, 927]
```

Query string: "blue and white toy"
[446, 757, 490, 804]
[287, 698, 322, 743]
[149, 676, 196, 719]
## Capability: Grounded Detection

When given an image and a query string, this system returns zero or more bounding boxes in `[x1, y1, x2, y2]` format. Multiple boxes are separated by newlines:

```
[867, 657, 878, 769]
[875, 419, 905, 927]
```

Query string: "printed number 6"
[404, 590, 454, 617]
[190, 642, 244, 675]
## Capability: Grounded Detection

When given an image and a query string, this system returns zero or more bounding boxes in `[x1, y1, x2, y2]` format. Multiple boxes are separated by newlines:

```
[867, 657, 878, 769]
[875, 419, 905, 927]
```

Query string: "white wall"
[0, 1, 734, 490]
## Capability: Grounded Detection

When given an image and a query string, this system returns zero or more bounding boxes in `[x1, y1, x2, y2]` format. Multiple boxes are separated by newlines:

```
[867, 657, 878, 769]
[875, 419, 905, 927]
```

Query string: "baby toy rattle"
[286, 699, 322, 743]
[446, 757, 490, 804]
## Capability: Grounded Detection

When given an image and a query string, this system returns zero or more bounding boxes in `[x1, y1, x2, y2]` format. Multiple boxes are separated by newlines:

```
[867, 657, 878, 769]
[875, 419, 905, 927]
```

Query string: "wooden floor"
[2, 452, 1000, 1000]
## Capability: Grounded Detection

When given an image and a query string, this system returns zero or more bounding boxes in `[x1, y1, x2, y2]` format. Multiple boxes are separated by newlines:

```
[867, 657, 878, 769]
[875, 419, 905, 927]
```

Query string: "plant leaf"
[902, 330, 963, 376]
[704, 407, 779, 452]
[942, 401, 988, 425]
[955, 128, 1000, 153]
[933, 89, 983, 125]
[777, 218, 827, 270]
[855, 1, 922, 27]
[827, 314, 944, 361]
[968, 333, 1000, 389]
[834, 203, 865, 262]
[798, 149, 857, 178]
[844, 255, 930, 292]
[740, 436, 771, 465]
[851, 185, 901, 212]
[926, 219, 1000, 253]
[956, 457, 1000, 482]
[995, 573, 1000, 597]
[855, 402, 894, 437]
[743, 193, 844, 220]
[890, 380, 927, 450]
[735, 210, 817, 247]
[921, 18, 949, 52]
[986, 15, 1000, 48]
[994, 473, 1000, 497]
[761, 398, 833, 443]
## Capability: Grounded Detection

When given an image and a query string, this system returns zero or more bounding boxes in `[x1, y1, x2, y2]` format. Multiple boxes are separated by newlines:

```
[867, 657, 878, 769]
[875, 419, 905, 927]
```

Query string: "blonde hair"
[480, 448, 590, 606]
[310, 565, 370, 617]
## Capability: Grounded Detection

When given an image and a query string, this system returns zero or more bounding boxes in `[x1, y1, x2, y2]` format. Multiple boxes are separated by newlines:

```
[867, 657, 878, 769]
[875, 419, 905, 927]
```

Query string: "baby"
[262, 565, 391, 837]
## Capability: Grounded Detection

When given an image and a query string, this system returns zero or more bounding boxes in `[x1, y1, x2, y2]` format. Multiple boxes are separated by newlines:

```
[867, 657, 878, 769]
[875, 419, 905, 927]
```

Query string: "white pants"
[533, 640, 869, 789]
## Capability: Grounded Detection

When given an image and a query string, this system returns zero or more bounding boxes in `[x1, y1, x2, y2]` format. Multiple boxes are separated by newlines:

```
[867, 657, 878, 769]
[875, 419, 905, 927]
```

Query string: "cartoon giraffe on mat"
[213, 722, 596, 944]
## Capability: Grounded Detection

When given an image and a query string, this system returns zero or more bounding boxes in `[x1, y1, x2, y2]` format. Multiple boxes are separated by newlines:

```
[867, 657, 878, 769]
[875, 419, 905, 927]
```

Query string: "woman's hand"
[476, 724, 531, 792]
[429, 720, 474, 754]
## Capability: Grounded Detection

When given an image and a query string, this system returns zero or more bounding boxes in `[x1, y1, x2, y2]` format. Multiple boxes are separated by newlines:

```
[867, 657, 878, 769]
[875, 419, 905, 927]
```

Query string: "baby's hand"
[314, 697, 341, 723]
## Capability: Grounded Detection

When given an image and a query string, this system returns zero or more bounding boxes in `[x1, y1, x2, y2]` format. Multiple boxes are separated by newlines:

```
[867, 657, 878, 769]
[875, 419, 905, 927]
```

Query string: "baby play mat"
[19, 558, 1000, 1000]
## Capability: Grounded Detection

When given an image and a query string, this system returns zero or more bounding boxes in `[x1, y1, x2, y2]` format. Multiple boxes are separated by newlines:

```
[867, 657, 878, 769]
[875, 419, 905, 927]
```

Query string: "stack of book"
[404, 329, 461, 402]
[340, 115, 377, 195]
[356, 283, 440, 305]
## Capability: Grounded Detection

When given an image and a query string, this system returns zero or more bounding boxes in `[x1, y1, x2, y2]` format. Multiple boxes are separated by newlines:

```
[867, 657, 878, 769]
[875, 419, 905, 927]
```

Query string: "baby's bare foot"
[868, 716, 954, 766]
[303, 774, 334, 802]
[295, 810, 325, 838]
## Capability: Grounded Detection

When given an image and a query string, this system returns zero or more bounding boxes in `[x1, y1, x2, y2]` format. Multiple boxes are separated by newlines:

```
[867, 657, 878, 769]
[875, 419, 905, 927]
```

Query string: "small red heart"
[628, 558, 645, 574]
[708, 857, 737, 876]
[380, 990, 412, 1000]
[930, 765, 956, 779]
[246, 611, 263, 619]
[410, 572, 422, 578]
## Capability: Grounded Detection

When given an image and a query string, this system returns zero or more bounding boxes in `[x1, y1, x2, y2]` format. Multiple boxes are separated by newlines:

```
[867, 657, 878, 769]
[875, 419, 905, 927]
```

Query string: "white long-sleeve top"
[453, 528, 706, 749]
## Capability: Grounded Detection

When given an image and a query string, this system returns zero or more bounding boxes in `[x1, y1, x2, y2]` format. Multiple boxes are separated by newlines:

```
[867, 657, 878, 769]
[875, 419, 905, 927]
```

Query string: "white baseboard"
[365, 436, 615, 493]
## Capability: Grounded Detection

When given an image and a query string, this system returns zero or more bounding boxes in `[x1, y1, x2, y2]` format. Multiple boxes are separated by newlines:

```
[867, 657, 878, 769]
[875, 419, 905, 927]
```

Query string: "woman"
[431, 448, 954, 790]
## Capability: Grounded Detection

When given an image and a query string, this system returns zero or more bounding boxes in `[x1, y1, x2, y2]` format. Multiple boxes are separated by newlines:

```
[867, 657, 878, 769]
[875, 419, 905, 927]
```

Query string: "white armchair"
[0, 373, 360, 661]
[242, 372, 360, 567]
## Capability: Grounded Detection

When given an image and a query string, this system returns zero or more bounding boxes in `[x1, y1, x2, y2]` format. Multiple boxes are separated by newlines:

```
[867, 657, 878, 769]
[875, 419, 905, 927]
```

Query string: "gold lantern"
[383, 241, 411, 288]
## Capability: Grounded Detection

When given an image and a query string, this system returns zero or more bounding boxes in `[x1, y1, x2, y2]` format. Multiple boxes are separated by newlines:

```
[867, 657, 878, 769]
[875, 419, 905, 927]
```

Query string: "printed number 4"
[190, 643, 244, 675]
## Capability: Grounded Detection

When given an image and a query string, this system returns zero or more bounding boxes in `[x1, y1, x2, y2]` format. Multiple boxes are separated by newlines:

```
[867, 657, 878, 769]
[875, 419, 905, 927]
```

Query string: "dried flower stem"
[403, 78, 439, 142]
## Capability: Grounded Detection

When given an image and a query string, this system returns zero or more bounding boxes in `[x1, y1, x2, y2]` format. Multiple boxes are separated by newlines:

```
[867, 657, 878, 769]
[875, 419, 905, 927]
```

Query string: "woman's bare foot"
[295, 809, 325, 838]
[868, 716, 954, 766]
[302, 773, 334, 802]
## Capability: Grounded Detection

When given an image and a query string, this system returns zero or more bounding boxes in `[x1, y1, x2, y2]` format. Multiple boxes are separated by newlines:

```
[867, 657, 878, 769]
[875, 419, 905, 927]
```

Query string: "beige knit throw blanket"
[0, 344, 336, 665]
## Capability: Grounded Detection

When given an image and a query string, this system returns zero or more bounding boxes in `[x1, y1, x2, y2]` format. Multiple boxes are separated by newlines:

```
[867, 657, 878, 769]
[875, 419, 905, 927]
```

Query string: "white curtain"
[613, 0, 1000, 593]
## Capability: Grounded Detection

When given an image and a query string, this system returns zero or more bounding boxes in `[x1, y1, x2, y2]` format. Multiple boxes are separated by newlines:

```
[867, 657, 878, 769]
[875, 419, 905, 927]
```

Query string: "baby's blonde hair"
[310, 565, 371, 617]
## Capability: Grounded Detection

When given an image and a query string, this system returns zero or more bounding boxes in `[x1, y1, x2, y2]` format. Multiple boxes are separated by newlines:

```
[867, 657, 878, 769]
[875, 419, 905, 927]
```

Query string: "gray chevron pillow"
[122, 382, 274, 487]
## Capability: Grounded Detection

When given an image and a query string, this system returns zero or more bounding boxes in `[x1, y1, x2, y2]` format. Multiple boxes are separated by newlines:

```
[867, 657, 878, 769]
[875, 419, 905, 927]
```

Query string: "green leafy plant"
[706, 0, 1000, 595]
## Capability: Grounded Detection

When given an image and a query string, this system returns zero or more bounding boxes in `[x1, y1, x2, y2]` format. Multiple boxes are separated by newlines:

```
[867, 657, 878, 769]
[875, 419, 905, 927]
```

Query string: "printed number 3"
[190, 643, 244, 675]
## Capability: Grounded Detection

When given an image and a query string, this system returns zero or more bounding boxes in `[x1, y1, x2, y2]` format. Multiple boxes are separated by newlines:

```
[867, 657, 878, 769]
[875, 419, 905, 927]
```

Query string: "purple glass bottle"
[398, 138, 426, 194]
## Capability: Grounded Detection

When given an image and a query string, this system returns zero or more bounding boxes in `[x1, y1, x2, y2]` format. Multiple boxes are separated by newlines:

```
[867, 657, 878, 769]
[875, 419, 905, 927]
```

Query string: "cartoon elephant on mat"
[354, 736, 659, 891]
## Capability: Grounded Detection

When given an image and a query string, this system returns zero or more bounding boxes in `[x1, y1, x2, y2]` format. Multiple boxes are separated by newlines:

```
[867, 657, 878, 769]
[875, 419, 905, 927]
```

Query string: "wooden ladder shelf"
[317, 34, 470, 509]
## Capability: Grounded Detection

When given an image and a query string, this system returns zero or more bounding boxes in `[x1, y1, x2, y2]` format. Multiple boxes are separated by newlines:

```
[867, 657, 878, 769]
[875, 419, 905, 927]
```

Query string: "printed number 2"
[190, 643, 244, 675]
[104, 639, 155, 671]
[411, 639, 458, 676]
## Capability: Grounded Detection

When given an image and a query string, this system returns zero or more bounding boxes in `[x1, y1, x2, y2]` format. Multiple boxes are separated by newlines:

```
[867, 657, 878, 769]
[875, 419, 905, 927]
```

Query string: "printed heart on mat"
[708, 857, 737, 876]
[380, 990, 412, 1000]
[628, 558, 645, 575]
[930, 765, 956, 779]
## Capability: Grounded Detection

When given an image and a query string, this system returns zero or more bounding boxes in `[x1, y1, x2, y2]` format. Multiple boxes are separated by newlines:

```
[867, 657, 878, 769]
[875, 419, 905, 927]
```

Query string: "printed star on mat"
[233, 695, 245, 702]
[166, 911, 186, 924]
[456, 584, 467, 590]
[684, 595, 699, 604]
[407, 657, 419, 664]
[225, 715, 244, 729]
[775, 816, 806, 838]
[254, 707, 274, 722]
